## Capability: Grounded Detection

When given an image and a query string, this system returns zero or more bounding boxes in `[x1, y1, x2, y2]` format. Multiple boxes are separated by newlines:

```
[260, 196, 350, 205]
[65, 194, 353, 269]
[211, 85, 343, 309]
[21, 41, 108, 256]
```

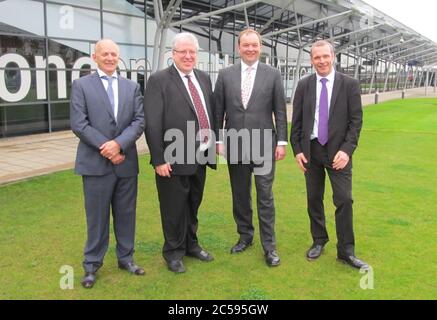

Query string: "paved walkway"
[1, 86, 436, 185]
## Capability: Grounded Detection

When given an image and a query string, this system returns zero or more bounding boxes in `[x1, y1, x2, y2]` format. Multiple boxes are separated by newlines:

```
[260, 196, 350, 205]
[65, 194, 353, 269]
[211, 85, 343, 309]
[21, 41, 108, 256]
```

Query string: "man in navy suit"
[70, 39, 145, 288]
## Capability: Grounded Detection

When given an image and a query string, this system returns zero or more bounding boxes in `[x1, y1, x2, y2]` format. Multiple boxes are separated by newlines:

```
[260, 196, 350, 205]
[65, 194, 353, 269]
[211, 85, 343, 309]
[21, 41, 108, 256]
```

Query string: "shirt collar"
[241, 60, 259, 72]
[316, 68, 335, 83]
[97, 68, 118, 79]
[174, 64, 195, 79]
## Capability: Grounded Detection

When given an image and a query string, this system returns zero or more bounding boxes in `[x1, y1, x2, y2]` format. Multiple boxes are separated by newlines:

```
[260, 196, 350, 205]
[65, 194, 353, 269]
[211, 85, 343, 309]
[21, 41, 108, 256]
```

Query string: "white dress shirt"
[241, 60, 258, 102]
[240, 60, 287, 146]
[311, 69, 335, 140]
[97, 68, 119, 121]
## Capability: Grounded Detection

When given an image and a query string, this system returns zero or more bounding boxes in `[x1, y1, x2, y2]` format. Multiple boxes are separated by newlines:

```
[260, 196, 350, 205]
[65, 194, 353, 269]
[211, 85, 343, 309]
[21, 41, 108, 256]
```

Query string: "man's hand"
[111, 153, 125, 165]
[332, 150, 349, 170]
[216, 143, 226, 157]
[295, 153, 308, 172]
[275, 146, 286, 161]
[155, 163, 172, 177]
[100, 140, 121, 159]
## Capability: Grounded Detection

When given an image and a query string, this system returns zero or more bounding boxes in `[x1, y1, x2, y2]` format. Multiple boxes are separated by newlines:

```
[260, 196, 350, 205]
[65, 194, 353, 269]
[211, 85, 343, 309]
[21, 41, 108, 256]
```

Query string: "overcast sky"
[364, 0, 437, 43]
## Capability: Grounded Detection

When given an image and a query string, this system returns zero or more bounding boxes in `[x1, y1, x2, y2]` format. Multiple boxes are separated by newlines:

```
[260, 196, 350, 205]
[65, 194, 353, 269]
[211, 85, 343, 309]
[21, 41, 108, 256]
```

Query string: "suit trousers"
[305, 139, 355, 256]
[155, 165, 206, 262]
[82, 173, 138, 273]
[227, 161, 276, 252]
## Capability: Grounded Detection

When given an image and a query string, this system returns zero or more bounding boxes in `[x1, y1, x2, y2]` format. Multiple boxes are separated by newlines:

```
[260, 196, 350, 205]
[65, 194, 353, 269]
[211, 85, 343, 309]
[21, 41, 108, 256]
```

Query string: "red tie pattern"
[185, 75, 210, 142]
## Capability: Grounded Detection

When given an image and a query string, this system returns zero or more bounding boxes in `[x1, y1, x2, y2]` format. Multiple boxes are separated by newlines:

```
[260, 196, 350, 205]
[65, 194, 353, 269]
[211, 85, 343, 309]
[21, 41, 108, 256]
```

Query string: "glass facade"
[0, 0, 432, 138]
[0, 0, 148, 137]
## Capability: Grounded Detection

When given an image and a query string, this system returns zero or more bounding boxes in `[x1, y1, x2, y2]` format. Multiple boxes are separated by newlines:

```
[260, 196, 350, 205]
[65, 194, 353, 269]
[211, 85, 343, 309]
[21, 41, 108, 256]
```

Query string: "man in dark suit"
[70, 39, 145, 288]
[291, 40, 368, 269]
[144, 33, 215, 273]
[214, 29, 288, 267]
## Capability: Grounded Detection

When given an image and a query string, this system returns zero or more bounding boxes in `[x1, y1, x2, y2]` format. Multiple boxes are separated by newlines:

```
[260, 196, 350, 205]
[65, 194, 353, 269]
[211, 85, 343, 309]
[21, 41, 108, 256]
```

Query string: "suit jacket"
[144, 65, 216, 175]
[70, 72, 145, 177]
[214, 62, 288, 162]
[290, 72, 363, 163]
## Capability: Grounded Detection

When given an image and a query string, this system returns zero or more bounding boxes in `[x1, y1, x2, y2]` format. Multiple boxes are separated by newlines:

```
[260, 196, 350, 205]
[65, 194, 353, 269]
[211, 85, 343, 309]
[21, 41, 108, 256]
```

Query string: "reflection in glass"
[0, 35, 45, 68]
[0, 104, 48, 137]
[103, 12, 145, 45]
[47, 3, 100, 40]
[50, 102, 70, 131]
[103, 0, 144, 16]
[0, 0, 44, 36]
[47, 0, 100, 10]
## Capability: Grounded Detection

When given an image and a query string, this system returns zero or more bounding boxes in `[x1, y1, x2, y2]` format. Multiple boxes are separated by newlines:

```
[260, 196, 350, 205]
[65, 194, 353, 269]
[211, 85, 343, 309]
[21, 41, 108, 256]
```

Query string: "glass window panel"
[0, 67, 46, 104]
[47, 3, 100, 40]
[0, 35, 46, 68]
[103, 0, 144, 17]
[50, 102, 70, 131]
[0, 0, 44, 36]
[47, 0, 100, 10]
[0, 104, 48, 137]
[103, 12, 145, 45]
[48, 39, 91, 69]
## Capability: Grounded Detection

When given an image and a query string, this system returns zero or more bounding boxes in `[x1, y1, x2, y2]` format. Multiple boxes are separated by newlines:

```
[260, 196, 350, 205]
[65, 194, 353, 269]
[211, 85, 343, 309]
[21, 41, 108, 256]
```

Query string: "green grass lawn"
[1, 98, 436, 299]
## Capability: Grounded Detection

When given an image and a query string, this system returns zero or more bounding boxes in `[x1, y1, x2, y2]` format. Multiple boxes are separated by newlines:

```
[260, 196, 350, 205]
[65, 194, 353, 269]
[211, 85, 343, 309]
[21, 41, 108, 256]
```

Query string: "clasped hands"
[100, 140, 125, 165]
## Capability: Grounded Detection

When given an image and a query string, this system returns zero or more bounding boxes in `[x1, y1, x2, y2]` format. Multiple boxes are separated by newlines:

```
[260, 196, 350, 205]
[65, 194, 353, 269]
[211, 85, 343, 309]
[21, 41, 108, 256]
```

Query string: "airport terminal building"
[1, 0, 436, 138]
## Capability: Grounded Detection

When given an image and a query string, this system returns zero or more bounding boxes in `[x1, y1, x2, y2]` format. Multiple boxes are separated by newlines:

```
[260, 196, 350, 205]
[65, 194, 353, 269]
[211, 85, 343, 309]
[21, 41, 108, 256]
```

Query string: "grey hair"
[310, 40, 335, 57]
[172, 32, 200, 51]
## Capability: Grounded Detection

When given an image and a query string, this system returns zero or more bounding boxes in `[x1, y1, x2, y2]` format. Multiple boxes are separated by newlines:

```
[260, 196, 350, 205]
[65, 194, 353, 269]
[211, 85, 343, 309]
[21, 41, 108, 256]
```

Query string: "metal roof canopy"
[143, 0, 436, 67]
[137, 0, 437, 96]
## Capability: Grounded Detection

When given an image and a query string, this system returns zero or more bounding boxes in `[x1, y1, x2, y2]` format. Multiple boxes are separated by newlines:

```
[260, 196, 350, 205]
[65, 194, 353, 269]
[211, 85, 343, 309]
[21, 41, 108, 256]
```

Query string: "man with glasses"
[144, 33, 216, 273]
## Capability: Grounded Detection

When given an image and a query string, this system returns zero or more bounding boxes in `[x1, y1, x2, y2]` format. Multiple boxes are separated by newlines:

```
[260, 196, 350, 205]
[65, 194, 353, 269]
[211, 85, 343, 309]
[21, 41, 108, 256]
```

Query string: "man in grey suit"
[70, 39, 145, 288]
[144, 33, 215, 273]
[214, 29, 288, 267]
[291, 40, 368, 269]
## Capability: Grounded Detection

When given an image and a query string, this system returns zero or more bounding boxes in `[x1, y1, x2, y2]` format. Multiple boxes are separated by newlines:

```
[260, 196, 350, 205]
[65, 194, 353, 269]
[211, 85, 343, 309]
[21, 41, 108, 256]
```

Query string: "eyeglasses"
[173, 49, 197, 56]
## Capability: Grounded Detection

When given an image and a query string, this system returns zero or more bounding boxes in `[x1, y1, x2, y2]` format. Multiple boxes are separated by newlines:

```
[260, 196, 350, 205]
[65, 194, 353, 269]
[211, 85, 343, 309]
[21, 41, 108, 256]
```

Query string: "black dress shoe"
[306, 244, 325, 261]
[167, 260, 186, 273]
[337, 255, 369, 269]
[118, 262, 145, 275]
[230, 241, 253, 254]
[187, 250, 214, 262]
[81, 272, 96, 289]
[265, 250, 281, 267]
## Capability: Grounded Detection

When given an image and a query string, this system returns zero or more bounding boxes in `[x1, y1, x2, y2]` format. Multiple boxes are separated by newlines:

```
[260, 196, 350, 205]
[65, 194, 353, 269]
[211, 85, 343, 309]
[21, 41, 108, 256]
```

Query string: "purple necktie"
[318, 78, 328, 146]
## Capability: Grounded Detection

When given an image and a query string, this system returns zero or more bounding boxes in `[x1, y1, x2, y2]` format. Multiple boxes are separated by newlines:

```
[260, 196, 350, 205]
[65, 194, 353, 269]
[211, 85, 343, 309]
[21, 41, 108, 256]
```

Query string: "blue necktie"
[101, 75, 115, 113]
[318, 78, 328, 146]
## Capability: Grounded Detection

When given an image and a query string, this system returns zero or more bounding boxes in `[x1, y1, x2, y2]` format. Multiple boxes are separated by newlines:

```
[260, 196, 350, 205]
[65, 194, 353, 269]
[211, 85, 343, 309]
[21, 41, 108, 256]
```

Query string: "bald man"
[70, 39, 145, 288]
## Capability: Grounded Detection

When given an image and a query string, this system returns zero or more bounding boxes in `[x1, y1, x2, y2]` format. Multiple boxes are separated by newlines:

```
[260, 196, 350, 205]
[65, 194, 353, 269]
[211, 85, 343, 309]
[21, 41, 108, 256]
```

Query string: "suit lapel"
[329, 72, 343, 119]
[308, 74, 317, 121]
[169, 65, 197, 115]
[117, 77, 126, 124]
[232, 63, 243, 108]
[91, 72, 116, 121]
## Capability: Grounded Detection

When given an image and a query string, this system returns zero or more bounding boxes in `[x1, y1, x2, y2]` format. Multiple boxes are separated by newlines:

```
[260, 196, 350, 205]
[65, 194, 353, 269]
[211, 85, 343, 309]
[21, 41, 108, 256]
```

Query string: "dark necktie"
[185, 75, 210, 142]
[101, 75, 115, 113]
[318, 77, 328, 146]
